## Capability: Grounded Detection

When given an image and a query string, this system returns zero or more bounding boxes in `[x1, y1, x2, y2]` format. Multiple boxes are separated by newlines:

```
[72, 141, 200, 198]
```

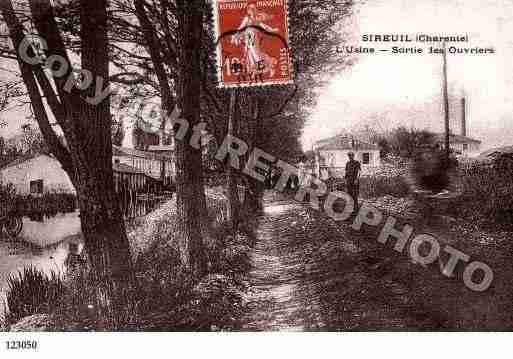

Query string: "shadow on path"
[240, 192, 513, 331]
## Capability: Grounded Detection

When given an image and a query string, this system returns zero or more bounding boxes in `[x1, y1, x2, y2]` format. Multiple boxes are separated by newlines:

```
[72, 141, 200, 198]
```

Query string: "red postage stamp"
[213, 0, 293, 88]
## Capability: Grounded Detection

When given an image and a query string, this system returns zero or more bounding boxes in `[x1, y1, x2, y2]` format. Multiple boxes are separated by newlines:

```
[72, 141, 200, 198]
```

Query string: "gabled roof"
[434, 133, 481, 144]
[314, 135, 379, 151]
[0, 152, 52, 171]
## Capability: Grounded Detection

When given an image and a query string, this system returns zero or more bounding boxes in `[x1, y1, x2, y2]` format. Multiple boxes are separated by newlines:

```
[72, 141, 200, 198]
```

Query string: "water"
[21, 211, 82, 247]
[0, 211, 84, 307]
[0, 199, 162, 315]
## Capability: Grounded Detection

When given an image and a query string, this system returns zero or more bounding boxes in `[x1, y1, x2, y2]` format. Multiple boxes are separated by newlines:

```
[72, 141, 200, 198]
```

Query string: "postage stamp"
[213, 0, 293, 88]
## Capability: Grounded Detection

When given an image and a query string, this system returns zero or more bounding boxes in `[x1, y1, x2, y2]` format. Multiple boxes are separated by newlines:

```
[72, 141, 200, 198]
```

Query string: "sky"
[301, 0, 513, 153]
[1, 0, 513, 155]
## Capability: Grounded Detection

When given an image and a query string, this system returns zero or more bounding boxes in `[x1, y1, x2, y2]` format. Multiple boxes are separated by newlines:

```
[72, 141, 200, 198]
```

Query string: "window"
[362, 152, 371, 165]
[319, 154, 328, 166]
[30, 179, 44, 194]
[463, 143, 469, 151]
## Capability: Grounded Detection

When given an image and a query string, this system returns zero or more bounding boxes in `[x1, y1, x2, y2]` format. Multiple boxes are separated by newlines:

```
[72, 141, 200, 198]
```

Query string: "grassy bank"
[359, 175, 410, 199]
[352, 158, 513, 231]
[2, 190, 256, 331]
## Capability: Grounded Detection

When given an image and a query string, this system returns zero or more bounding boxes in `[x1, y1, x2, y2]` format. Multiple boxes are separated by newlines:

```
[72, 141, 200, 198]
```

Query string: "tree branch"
[0, 0, 73, 174]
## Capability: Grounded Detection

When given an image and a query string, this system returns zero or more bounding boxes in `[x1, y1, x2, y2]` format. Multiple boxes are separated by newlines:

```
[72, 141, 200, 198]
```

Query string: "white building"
[434, 133, 481, 155]
[0, 145, 176, 196]
[313, 135, 381, 179]
[0, 154, 75, 195]
[112, 146, 175, 184]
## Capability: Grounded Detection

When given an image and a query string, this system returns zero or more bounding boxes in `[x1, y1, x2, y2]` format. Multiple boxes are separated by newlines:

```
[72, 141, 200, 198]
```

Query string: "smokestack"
[461, 97, 467, 137]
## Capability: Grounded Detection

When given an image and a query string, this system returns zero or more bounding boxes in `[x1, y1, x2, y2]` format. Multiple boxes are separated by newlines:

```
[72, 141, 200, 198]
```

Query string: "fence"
[118, 191, 167, 220]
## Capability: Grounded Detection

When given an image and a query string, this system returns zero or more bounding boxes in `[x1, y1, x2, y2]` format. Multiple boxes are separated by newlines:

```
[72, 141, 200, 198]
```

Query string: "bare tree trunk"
[174, 0, 209, 276]
[77, 0, 134, 305]
[1, 0, 131, 292]
[0, 0, 73, 174]
[1, 0, 134, 309]
[134, 0, 211, 275]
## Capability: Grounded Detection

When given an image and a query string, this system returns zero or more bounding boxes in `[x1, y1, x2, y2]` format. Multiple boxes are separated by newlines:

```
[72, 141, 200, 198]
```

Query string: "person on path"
[345, 152, 361, 214]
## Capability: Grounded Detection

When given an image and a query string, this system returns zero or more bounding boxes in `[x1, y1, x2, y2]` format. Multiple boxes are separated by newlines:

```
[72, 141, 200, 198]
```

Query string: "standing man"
[345, 152, 361, 214]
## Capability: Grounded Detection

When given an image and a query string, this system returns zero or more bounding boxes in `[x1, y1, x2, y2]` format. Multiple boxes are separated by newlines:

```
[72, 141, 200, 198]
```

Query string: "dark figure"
[271, 169, 282, 189]
[345, 152, 361, 214]
[413, 146, 452, 193]
[292, 174, 299, 190]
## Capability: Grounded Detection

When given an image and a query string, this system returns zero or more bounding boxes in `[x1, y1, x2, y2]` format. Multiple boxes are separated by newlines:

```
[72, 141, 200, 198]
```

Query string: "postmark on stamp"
[213, 0, 293, 88]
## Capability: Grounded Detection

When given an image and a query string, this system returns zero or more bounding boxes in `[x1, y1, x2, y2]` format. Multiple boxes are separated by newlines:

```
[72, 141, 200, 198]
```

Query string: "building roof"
[113, 162, 145, 175]
[113, 145, 173, 161]
[434, 133, 481, 144]
[479, 145, 513, 158]
[0, 152, 52, 171]
[2, 146, 173, 173]
[314, 135, 379, 151]
[147, 145, 175, 152]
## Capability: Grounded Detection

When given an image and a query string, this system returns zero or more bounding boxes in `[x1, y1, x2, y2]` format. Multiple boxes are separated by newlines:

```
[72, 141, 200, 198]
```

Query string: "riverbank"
[0, 234, 81, 317]
[0, 192, 175, 303]
[4, 189, 512, 331]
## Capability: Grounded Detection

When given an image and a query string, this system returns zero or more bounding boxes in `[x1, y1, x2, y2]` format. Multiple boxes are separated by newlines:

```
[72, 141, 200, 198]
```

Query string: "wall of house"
[317, 149, 381, 178]
[0, 155, 75, 195]
[113, 155, 175, 181]
[451, 142, 480, 154]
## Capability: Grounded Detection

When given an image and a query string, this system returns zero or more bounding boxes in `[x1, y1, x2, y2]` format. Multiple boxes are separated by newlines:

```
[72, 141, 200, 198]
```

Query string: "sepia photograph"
[0, 0, 512, 356]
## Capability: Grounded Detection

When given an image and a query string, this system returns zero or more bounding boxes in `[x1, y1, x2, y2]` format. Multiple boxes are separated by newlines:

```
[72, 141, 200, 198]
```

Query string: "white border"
[0, 332, 511, 359]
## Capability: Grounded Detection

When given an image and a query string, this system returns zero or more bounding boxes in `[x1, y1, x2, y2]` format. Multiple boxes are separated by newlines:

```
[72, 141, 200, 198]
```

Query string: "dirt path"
[240, 198, 324, 330]
[240, 193, 513, 331]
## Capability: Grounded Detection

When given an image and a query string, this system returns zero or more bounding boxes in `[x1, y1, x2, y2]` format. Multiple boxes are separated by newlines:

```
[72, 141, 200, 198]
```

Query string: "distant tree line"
[373, 126, 437, 159]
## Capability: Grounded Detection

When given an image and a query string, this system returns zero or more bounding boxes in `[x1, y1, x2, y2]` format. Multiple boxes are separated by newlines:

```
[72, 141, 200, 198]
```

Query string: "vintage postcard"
[0, 0, 512, 357]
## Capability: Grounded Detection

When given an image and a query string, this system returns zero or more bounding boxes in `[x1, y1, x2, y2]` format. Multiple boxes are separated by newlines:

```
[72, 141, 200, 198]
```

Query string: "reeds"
[5, 266, 65, 325]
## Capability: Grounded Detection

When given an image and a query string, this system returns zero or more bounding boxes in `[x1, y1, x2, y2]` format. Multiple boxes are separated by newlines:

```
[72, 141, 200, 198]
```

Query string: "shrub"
[13, 192, 77, 218]
[359, 175, 410, 199]
[5, 266, 65, 325]
[0, 181, 16, 216]
[325, 177, 346, 192]
[386, 127, 436, 158]
[454, 163, 513, 229]
[52, 273, 144, 331]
